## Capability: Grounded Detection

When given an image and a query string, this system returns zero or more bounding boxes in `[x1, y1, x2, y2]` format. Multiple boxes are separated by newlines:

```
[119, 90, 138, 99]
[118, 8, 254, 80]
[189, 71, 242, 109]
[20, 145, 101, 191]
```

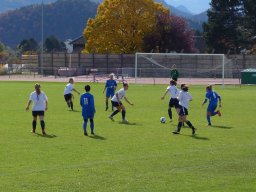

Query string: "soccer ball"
[160, 117, 166, 123]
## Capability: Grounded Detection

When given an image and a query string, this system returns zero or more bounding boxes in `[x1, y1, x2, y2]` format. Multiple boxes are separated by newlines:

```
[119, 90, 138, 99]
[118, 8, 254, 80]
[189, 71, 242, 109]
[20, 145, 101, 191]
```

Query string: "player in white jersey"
[108, 82, 134, 123]
[64, 78, 80, 111]
[161, 80, 180, 121]
[172, 84, 196, 135]
[26, 83, 48, 135]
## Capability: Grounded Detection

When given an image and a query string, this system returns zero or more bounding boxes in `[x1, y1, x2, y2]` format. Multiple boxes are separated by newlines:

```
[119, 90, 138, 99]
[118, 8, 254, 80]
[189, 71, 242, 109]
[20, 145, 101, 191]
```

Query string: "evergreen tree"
[203, 0, 244, 53]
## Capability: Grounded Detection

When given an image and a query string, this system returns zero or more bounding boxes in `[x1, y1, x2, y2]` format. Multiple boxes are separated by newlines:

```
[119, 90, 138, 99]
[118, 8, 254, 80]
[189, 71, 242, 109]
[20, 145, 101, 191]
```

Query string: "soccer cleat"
[31, 128, 36, 133]
[217, 110, 222, 117]
[192, 127, 196, 135]
[42, 130, 46, 135]
[108, 116, 114, 121]
[84, 132, 88, 136]
[91, 131, 95, 135]
[122, 119, 129, 123]
[208, 123, 212, 126]
[172, 131, 180, 134]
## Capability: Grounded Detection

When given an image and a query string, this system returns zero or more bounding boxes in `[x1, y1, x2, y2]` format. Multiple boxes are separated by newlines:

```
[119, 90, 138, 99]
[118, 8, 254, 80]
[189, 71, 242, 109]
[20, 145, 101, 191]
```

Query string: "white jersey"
[178, 90, 192, 109]
[29, 91, 48, 111]
[64, 83, 74, 95]
[166, 85, 179, 99]
[111, 88, 126, 102]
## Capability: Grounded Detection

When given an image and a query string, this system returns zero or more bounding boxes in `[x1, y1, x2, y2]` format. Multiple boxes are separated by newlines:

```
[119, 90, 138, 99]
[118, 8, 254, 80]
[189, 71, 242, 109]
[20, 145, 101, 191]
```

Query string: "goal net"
[135, 53, 234, 85]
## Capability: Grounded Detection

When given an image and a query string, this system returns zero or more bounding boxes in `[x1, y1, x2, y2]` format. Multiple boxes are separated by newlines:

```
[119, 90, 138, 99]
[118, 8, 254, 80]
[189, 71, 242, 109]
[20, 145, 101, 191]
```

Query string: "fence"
[1, 53, 256, 79]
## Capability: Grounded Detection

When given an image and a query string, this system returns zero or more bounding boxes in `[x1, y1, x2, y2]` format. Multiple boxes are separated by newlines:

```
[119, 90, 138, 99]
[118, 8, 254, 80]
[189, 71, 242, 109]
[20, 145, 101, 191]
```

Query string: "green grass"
[0, 81, 255, 192]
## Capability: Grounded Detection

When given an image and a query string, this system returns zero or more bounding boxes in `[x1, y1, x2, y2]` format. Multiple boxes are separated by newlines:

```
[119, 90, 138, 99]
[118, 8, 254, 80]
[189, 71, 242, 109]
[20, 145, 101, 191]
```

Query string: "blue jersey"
[105, 80, 117, 93]
[205, 90, 221, 105]
[80, 92, 95, 118]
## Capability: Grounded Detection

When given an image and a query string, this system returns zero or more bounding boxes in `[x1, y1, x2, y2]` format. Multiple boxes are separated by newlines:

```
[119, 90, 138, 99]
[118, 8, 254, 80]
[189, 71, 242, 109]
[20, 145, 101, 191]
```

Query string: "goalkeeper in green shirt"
[170, 64, 179, 81]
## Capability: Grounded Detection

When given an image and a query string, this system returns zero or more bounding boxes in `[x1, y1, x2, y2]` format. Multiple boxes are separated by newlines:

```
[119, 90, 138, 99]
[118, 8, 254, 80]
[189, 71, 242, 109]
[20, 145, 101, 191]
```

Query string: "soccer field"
[0, 81, 255, 192]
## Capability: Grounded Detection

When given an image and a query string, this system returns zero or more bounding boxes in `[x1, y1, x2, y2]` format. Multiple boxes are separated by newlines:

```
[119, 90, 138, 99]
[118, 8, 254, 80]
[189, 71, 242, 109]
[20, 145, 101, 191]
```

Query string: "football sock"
[207, 115, 211, 124]
[122, 110, 126, 120]
[186, 121, 194, 128]
[106, 101, 108, 108]
[111, 110, 119, 117]
[67, 102, 70, 108]
[168, 109, 172, 119]
[90, 119, 94, 132]
[176, 122, 182, 132]
[70, 102, 73, 110]
[40, 120, 45, 129]
[32, 120, 37, 129]
[83, 118, 88, 132]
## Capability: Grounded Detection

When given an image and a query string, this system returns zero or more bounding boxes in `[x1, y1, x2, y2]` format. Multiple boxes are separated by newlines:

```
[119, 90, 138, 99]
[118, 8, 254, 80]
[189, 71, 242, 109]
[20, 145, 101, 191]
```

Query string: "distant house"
[70, 36, 86, 53]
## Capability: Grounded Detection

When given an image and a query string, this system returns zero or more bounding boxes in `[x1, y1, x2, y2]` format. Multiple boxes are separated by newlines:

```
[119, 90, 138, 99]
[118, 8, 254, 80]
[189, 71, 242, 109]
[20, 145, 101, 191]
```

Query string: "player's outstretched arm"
[45, 100, 48, 111]
[73, 88, 80, 95]
[124, 97, 133, 106]
[161, 90, 168, 100]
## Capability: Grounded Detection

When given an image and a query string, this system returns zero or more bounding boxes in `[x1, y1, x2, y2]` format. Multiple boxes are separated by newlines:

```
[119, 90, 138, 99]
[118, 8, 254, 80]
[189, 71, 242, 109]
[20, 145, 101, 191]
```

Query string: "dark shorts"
[32, 111, 45, 117]
[178, 106, 188, 116]
[64, 94, 72, 102]
[169, 98, 179, 108]
[111, 101, 122, 107]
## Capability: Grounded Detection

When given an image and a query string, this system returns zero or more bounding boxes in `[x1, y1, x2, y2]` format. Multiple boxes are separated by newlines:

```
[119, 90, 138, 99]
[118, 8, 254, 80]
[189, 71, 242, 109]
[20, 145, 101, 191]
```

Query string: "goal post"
[135, 53, 233, 86]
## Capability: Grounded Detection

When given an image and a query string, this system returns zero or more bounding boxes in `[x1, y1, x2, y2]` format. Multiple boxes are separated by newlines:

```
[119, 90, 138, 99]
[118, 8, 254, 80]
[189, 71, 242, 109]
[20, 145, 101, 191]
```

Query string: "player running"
[161, 80, 180, 121]
[64, 78, 80, 111]
[172, 84, 196, 135]
[103, 73, 117, 111]
[108, 82, 133, 123]
[26, 83, 48, 135]
[80, 85, 96, 136]
[202, 85, 222, 126]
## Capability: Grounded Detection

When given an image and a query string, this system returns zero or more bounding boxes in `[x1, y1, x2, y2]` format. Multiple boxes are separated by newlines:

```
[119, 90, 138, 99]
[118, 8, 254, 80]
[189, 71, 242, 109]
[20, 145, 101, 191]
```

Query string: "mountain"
[0, 0, 56, 13]
[176, 5, 193, 15]
[0, 0, 98, 47]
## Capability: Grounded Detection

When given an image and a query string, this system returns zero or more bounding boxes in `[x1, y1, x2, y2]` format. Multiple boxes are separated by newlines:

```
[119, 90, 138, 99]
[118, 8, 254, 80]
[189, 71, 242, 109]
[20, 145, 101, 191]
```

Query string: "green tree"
[44, 36, 64, 52]
[18, 38, 38, 53]
[203, 0, 243, 53]
[83, 0, 169, 54]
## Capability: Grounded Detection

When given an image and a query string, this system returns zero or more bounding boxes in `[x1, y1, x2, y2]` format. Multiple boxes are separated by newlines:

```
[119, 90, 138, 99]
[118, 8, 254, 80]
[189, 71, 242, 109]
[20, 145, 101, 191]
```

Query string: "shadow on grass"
[35, 133, 57, 138]
[210, 125, 233, 129]
[89, 134, 106, 140]
[117, 121, 140, 126]
[68, 110, 80, 112]
[190, 134, 210, 141]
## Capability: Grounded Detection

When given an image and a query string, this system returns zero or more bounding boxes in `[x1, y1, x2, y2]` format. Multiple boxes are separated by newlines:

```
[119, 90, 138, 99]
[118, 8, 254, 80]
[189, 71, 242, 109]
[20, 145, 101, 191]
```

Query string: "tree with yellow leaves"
[83, 0, 169, 54]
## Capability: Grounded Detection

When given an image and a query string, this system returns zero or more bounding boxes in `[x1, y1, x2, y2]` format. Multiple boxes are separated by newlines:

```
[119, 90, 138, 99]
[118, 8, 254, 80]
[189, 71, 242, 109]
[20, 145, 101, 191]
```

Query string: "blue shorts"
[106, 90, 115, 98]
[83, 114, 94, 119]
[207, 103, 217, 114]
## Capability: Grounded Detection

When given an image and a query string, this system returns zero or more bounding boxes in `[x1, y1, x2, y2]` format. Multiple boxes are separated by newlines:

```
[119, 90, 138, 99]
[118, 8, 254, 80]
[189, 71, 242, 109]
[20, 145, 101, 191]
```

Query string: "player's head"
[123, 82, 129, 90]
[206, 84, 212, 91]
[69, 78, 74, 84]
[85, 85, 91, 92]
[182, 84, 189, 92]
[109, 73, 114, 80]
[180, 83, 185, 89]
[170, 79, 177, 86]
[172, 64, 176, 68]
[34, 83, 41, 94]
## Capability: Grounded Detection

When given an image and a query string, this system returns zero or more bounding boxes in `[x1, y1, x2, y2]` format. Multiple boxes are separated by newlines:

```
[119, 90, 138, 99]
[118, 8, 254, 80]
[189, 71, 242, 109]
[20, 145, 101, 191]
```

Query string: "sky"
[166, 0, 211, 14]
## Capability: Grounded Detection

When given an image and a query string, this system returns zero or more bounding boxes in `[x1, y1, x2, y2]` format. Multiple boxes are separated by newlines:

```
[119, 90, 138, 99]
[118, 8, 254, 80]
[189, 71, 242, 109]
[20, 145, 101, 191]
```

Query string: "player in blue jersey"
[103, 73, 117, 111]
[80, 85, 96, 136]
[202, 85, 222, 126]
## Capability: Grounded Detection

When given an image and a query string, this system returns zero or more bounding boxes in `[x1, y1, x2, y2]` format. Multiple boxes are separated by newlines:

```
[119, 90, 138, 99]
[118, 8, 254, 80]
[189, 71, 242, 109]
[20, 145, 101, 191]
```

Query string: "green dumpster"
[241, 69, 256, 84]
